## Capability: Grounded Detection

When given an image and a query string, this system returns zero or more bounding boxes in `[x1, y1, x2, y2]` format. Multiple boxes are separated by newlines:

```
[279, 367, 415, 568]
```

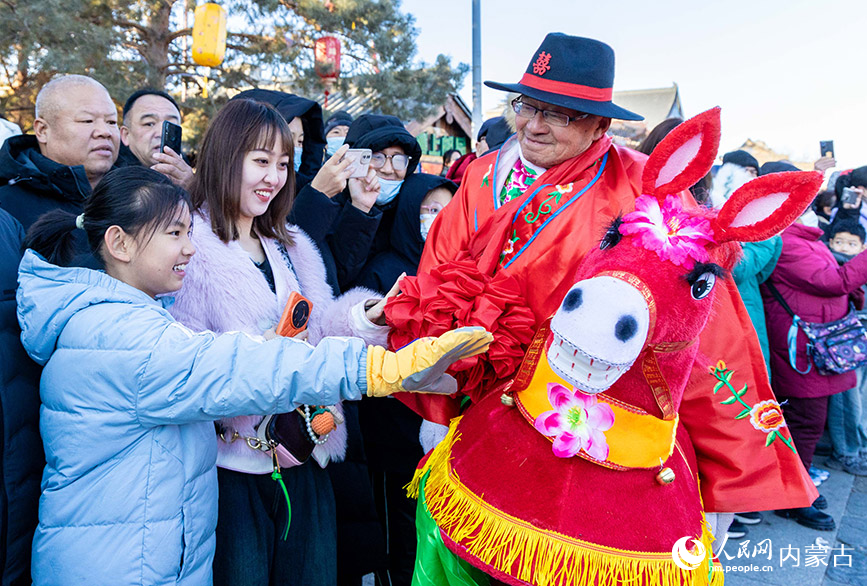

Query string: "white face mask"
[800, 209, 820, 228]
[420, 213, 436, 240]
[376, 178, 404, 205]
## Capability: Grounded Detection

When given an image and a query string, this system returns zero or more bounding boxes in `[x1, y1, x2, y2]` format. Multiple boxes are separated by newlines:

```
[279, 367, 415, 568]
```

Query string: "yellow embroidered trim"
[411, 420, 722, 586]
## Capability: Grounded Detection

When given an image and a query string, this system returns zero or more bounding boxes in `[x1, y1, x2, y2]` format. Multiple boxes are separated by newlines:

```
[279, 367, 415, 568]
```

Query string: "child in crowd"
[167, 98, 391, 586]
[824, 220, 867, 476]
[18, 166, 491, 585]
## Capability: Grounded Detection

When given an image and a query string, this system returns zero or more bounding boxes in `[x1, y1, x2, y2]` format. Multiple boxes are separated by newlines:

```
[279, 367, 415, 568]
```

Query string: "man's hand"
[814, 156, 836, 174]
[152, 146, 194, 190]
[348, 167, 380, 213]
[310, 144, 354, 198]
[365, 273, 405, 325]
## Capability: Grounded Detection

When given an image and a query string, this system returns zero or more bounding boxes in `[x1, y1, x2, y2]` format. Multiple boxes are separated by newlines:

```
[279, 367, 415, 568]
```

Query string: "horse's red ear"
[712, 171, 823, 243]
[642, 107, 721, 201]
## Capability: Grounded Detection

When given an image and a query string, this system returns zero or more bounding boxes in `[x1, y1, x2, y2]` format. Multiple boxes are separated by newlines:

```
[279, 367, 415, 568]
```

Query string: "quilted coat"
[762, 223, 867, 398]
[17, 250, 368, 585]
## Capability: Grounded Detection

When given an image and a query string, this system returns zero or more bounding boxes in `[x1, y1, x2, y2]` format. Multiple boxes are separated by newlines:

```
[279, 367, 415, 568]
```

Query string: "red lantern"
[314, 36, 341, 108]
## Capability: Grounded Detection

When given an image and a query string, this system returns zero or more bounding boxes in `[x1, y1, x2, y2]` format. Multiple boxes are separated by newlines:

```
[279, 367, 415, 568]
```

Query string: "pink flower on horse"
[620, 195, 714, 266]
[534, 383, 615, 460]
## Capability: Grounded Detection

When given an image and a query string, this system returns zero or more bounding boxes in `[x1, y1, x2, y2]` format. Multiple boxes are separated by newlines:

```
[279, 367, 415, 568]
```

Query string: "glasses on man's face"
[371, 152, 411, 172]
[511, 99, 590, 127]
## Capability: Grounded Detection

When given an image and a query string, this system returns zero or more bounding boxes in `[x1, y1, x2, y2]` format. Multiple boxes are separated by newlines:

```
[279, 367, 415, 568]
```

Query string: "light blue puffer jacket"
[17, 251, 368, 585]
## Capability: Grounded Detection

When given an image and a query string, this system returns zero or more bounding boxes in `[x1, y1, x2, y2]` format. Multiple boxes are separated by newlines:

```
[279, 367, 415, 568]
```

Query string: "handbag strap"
[766, 282, 812, 374]
[765, 281, 796, 318]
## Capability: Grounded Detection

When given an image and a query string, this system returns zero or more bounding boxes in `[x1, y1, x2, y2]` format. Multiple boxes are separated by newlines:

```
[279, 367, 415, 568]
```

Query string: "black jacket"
[0, 135, 96, 266]
[0, 208, 42, 584]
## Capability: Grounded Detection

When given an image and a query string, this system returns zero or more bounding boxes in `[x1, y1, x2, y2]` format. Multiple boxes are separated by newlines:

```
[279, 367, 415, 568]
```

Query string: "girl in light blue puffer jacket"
[18, 167, 490, 586]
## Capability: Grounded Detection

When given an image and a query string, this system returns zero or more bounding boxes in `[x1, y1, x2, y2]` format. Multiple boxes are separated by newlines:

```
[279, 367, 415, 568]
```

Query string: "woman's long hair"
[190, 99, 295, 244]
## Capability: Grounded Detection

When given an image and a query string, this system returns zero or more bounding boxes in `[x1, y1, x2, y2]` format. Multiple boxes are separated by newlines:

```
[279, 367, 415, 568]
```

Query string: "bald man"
[0, 74, 119, 232]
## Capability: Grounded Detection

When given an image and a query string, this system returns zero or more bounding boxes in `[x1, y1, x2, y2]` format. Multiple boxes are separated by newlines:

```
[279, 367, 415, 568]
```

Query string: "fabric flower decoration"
[748, 400, 785, 433]
[385, 258, 535, 402]
[534, 383, 615, 460]
[620, 195, 714, 266]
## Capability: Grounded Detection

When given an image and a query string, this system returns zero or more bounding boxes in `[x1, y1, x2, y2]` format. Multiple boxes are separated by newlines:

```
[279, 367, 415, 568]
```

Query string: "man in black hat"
[403, 34, 816, 580]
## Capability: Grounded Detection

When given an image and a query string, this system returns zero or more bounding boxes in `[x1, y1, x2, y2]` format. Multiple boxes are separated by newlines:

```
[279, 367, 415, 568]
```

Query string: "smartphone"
[841, 186, 860, 206]
[342, 148, 372, 178]
[819, 140, 835, 159]
[276, 292, 312, 338]
[160, 120, 182, 155]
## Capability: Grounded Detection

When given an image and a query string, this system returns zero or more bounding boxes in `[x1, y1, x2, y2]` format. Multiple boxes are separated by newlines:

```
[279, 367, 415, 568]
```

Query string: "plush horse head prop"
[534, 107, 822, 460]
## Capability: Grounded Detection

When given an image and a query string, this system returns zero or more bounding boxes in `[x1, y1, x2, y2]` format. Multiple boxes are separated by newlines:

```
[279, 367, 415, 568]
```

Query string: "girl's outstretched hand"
[365, 327, 493, 397]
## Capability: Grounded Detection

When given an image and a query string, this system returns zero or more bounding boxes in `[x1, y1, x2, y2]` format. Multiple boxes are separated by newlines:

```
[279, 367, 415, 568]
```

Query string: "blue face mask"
[376, 178, 404, 205]
[325, 136, 345, 158]
[293, 148, 303, 173]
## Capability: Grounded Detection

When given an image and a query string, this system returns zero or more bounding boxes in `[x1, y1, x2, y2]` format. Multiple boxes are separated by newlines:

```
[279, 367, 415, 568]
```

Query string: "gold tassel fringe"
[416, 418, 724, 586]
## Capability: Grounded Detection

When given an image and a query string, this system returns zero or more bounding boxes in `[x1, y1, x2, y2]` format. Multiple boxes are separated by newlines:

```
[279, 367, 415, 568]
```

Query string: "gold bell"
[656, 467, 676, 485]
[500, 393, 515, 407]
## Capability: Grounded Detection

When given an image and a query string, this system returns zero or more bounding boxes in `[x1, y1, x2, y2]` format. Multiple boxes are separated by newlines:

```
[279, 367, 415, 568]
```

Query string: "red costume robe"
[396, 134, 816, 514]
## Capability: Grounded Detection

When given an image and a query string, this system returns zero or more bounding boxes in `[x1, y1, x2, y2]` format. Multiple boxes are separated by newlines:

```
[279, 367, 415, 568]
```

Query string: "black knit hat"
[759, 161, 800, 176]
[484, 33, 642, 120]
[722, 150, 759, 173]
[324, 110, 353, 136]
[345, 114, 422, 175]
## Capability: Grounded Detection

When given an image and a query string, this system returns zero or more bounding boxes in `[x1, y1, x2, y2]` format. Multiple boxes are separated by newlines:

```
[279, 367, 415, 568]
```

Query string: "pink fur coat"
[169, 210, 387, 473]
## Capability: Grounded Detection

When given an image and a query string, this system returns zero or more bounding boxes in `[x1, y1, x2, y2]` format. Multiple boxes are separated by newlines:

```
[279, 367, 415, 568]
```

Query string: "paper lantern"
[192, 3, 227, 68]
[314, 36, 341, 81]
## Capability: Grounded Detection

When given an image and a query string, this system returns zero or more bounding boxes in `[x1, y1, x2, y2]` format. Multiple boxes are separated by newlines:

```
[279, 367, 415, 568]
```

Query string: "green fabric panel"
[411, 472, 491, 586]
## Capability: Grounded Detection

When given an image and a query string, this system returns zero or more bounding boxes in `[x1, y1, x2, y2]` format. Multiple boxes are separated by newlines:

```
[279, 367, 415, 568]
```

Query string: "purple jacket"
[762, 223, 867, 398]
[169, 210, 388, 473]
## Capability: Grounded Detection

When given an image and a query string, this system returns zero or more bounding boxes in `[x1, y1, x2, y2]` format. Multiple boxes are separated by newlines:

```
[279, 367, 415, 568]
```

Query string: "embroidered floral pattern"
[524, 183, 574, 224]
[481, 164, 492, 188]
[534, 382, 615, 460]
[620, 195, 715, 267]
[709, 360, 796, 453]
[500, 158, 538, 205]
[499, 230, 520, 267]
[532, 51, 552, 76]
[749, 400, 786, 433]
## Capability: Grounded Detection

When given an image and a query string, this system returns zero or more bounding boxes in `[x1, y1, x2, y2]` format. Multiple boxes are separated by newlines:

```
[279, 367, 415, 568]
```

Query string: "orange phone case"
[276, 292, 312, 338]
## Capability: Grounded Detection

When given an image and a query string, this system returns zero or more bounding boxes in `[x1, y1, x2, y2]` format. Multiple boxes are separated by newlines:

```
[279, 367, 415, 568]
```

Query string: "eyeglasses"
[511, 99, 590, 127]
[371, 152, 411, 172]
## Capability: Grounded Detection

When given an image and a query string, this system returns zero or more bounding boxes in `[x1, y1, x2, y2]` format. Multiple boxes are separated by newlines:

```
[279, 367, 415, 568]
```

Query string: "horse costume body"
[408, 109, 822, 585]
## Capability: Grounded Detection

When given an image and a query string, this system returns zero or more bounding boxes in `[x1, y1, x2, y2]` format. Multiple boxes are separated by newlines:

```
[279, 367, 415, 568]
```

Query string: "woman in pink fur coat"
[169, 99, 389, 586]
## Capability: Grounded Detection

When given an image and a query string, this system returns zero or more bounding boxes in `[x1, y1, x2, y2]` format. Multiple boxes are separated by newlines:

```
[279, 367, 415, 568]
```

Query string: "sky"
[400, 0, 867, 169]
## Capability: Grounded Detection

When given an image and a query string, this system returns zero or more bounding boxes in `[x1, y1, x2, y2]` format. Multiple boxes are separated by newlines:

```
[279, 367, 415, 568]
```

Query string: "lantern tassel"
[324, 89, 329, 110]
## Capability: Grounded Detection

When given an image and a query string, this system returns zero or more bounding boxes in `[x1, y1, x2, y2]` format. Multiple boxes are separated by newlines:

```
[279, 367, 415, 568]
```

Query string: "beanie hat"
[324, 110, 353, 136]
[760, 161, 799, 176]
[345, 114, 422, 175]
[721, 150, 759, 173]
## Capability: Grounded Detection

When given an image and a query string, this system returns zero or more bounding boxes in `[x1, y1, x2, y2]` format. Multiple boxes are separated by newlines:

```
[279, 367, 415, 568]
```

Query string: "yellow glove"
[366, 327, 493, 397]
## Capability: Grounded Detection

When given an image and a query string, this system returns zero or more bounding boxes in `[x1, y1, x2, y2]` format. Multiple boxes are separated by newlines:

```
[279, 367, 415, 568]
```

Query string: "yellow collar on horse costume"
[514, 344, 679, 470]
[509, 319, 680, 470]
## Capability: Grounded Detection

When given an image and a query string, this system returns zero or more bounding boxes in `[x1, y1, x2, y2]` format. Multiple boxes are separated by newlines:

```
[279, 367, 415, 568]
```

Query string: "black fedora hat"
[485, 33, 642, 121]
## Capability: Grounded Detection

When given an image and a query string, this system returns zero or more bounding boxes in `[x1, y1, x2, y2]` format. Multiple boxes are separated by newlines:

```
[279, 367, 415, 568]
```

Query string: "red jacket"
[763, 223, 867, 397]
